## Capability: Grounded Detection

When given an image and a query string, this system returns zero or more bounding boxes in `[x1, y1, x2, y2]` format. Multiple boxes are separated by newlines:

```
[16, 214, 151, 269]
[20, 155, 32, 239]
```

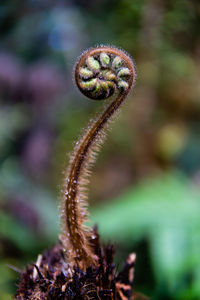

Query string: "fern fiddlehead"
[60, 45, 136, 270]
[15, 45, 139, 300]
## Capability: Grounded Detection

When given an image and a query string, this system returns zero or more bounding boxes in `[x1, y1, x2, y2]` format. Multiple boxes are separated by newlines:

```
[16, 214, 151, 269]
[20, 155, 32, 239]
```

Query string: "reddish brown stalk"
[60, 45, 136, 270]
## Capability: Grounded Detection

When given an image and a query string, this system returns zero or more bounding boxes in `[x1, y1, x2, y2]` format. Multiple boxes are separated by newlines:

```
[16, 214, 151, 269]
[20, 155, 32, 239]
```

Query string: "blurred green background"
[0, 1, 200, 299]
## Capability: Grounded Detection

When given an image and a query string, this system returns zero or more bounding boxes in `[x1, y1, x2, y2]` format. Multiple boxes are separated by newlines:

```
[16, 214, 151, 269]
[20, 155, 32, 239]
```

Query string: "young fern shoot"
[60, 45, 136, 270]
[15, 45, 139, 300]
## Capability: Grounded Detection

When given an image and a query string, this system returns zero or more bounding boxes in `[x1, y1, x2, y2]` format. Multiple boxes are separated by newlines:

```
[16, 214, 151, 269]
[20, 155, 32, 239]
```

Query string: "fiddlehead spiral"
[60, 45, 136, 270]
[75, 46, 134, 100]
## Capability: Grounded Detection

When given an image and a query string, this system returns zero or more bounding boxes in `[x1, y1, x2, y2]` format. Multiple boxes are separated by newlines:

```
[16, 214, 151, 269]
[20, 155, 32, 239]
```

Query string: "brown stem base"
[15, 228, 136, 300]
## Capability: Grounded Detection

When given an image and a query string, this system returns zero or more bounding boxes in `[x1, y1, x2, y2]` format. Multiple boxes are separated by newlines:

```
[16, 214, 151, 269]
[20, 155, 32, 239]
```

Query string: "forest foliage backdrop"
[0, 1, 200, 299]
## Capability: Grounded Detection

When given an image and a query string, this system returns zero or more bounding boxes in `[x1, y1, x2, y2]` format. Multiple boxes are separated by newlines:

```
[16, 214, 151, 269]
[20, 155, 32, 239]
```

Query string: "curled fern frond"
[60, 45, 136, 270]
[75, 46, 134, 100]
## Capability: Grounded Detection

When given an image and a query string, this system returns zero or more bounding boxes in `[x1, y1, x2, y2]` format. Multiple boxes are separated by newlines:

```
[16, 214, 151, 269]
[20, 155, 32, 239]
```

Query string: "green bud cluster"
[76, 49, 132, 100]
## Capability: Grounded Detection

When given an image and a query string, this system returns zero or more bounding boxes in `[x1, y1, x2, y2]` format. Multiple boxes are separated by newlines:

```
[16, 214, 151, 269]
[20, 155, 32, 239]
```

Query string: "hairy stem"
[60, 46, 136, 270]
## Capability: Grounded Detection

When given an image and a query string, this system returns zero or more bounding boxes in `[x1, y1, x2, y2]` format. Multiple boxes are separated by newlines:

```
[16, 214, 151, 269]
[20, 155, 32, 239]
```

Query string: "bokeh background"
[0, 1, 200, 299]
